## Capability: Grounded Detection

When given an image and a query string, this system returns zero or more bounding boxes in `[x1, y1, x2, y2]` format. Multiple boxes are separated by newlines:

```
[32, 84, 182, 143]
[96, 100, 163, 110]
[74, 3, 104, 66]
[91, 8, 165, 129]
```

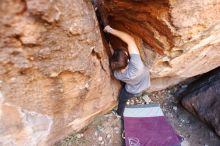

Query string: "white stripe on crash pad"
[124, 106, 164, 118]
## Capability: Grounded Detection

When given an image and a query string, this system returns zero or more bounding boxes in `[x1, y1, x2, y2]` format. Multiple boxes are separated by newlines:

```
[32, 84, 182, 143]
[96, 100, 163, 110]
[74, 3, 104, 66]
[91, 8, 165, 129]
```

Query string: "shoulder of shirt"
[130, 53, 140, 56]
[114, 71, 122, 76]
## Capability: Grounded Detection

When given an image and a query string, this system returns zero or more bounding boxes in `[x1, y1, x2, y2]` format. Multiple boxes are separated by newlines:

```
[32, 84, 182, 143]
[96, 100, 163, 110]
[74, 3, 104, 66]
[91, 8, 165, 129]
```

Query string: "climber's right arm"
[104, 25, 140, 55]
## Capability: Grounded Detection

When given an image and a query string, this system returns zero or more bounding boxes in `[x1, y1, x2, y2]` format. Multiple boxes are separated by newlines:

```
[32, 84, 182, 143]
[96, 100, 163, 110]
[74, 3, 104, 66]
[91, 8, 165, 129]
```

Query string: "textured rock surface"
[180, 67, 220, 137]
[1, 0, 220, 145]
[96, 0, 220, 91]
[0, 0, 119, 145]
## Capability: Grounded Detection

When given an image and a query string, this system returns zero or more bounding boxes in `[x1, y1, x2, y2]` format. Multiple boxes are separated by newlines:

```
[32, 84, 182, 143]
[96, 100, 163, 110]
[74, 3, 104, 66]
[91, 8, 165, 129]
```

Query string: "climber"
[103, 25, 151, 116]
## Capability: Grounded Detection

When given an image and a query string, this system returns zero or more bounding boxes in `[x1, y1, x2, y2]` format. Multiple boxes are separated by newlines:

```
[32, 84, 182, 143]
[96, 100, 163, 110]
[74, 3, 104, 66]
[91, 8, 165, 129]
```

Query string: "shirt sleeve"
[127, 54, 144, 77]
[128, 54, 144, 71]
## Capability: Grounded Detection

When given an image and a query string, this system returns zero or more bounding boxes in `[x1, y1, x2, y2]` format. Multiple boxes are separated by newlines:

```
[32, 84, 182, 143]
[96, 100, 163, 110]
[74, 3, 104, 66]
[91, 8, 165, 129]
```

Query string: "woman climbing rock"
[104, 25, 151, 116]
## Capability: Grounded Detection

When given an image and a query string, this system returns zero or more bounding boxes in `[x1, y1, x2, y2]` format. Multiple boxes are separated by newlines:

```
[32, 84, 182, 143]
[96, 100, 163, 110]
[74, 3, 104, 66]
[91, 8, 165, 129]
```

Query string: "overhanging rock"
[96, 0, 220, 91]
[0, 0, 119, 145]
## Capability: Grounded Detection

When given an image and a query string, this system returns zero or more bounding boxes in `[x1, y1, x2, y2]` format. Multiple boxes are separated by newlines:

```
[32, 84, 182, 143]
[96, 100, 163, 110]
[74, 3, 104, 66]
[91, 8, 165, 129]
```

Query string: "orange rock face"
[0, 0, 119, 145]
[96, 0, 220, 91]
[1, 0, 220, 145]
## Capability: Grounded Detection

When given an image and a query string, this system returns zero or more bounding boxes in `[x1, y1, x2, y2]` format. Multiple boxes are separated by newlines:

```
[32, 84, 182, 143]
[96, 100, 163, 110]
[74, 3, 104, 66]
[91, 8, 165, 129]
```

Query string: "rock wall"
[180, 67, 220, 137]
[0, 0, 119, 145]
[96, 0, 220, 91]
[1, 0, 220, 145]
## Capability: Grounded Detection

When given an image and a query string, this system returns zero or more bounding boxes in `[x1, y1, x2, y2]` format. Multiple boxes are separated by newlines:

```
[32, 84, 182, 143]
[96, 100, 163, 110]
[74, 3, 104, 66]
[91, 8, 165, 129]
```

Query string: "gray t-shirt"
[114, 54, 150, 94]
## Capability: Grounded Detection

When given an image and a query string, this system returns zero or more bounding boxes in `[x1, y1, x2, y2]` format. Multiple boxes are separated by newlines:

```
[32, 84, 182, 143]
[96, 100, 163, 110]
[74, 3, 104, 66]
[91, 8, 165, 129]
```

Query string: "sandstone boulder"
[96, 0, 220, 91]
[0, 0, 119, 145]
[1, 0, 220, 145]
[180, 67, 220, 137]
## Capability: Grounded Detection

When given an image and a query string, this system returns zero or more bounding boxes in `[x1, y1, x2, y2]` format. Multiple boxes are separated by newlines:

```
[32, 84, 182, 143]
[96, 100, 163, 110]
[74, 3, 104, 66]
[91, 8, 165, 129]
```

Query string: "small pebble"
[130, 99, 135, 104]
[107, 134, 111, 139]
[181, 85, 188, 88]
[95, 131, 98, 136]
[98, 136, 103, 141]
[173, 106, 177, 111]
[181, 119, 185, 123]
[114, 127, 119, 131]
[101, 141, 104, 145]
[85, 83, 89, 88]
[142, 95, 152, 103]
[76, 134, 81, 139]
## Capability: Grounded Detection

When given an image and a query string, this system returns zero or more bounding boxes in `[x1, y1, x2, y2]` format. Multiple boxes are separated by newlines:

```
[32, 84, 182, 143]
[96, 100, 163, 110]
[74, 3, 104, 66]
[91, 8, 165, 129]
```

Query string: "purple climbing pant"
[123, 104, 182, 146]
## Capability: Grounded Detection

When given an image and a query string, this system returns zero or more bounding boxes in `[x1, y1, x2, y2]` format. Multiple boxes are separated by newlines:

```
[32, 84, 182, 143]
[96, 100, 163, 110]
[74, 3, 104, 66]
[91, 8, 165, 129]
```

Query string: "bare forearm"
[111, 29, 135, 45]
[104, 25, 140, 54]
[112, 29, 139, 54]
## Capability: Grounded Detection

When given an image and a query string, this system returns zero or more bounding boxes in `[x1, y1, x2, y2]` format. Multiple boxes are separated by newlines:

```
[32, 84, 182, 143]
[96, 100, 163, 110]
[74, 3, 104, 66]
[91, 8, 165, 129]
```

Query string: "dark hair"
[110, 48, 129, 71]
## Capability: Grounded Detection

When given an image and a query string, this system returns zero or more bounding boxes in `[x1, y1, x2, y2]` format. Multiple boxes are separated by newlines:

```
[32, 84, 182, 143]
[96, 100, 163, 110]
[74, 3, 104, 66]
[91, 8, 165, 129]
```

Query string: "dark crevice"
[91, 49, 107, 72]
[93, 0, 166, 55]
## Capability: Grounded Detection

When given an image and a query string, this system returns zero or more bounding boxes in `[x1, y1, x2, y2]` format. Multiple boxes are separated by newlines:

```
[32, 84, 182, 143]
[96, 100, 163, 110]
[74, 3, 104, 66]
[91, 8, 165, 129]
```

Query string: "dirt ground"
[54, 84, 220, 146]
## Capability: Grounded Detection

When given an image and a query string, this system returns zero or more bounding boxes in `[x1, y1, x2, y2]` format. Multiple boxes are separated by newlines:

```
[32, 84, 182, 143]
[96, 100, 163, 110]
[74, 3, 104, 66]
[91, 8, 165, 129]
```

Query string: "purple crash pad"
[123, 104, 182, 146]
